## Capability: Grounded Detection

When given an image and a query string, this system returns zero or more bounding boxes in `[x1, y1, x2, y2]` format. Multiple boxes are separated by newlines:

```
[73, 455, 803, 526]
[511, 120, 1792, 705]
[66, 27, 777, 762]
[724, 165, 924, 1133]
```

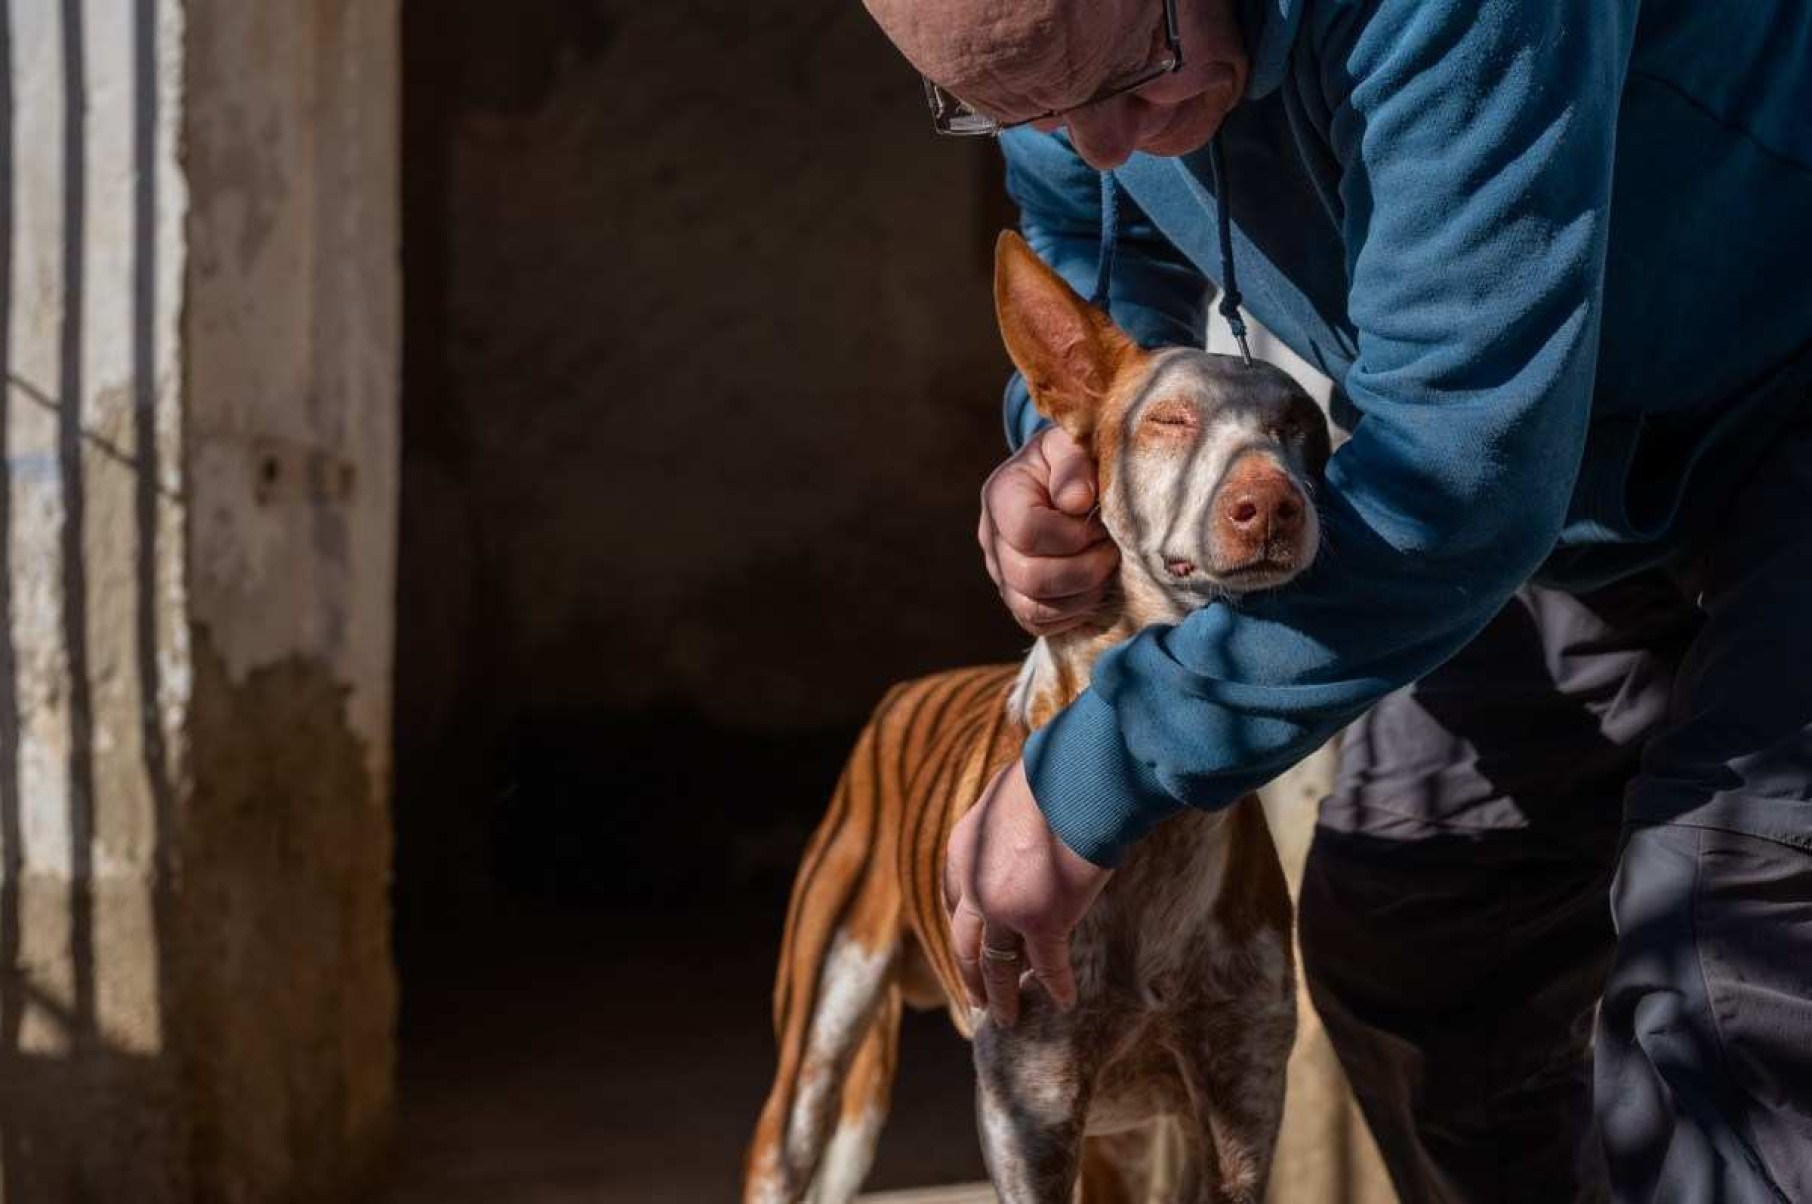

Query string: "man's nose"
[1065, 105, 1137, 170]
[1213, 453, 1305, 548]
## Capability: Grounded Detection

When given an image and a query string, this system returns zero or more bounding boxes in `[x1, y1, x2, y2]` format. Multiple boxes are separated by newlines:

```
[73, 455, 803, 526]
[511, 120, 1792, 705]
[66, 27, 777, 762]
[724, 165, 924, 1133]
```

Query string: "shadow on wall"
[0, 0, 187, 1197]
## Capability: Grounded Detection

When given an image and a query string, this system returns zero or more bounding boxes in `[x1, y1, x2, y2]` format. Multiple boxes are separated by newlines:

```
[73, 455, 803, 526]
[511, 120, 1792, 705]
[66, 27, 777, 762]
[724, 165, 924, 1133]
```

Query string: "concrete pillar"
[1, 0, 398, 1199]
[1261, 750, 1396, 1204]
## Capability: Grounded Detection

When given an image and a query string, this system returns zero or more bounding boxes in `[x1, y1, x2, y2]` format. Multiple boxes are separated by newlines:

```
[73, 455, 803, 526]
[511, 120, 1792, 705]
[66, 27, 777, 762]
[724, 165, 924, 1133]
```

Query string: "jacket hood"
[1237, 0, 1306, 100]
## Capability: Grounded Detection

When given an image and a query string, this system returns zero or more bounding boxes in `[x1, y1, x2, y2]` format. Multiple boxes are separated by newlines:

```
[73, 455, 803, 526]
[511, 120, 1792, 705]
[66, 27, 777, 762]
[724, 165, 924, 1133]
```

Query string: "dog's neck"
[1007, 555, 1194, 732]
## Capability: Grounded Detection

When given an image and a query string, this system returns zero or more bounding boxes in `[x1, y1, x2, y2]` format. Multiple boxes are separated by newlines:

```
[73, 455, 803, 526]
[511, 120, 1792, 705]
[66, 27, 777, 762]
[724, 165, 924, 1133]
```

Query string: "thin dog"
[745, 231, 1332, 1204]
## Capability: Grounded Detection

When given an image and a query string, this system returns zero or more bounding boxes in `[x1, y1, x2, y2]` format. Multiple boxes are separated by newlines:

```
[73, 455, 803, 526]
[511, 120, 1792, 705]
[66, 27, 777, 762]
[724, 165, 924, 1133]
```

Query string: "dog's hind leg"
[746, 925, 898, 1204]
[805, 979, 902, 1203]
[746, 708, 907, 1204]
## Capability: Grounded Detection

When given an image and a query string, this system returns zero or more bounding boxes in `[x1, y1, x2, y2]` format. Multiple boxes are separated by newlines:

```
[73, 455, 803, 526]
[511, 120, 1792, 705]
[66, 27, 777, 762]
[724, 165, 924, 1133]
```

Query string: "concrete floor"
[389, 902, 987, 1203]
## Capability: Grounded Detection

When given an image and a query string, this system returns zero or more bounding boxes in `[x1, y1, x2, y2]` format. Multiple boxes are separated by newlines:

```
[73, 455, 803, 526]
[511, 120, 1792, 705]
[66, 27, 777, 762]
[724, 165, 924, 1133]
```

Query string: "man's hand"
[979, 426, 1119, 636]
[945, 760, 1114, 1028]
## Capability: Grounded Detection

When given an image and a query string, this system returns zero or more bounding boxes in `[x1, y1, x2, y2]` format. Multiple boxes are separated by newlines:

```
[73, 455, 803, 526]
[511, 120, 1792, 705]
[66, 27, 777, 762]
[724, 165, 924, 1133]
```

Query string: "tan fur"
[744, 233, 1326, 1203]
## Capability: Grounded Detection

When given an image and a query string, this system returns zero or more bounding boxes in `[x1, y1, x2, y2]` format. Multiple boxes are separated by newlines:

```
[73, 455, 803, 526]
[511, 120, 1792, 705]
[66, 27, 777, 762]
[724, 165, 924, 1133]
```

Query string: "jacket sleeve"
[999, 128, 1211, 450]
[1024, 0, 1637, 866]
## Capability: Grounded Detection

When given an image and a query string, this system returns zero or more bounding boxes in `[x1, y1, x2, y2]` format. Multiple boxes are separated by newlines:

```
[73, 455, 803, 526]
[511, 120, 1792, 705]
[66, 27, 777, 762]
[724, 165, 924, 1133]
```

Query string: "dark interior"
[391, 2, 1023, 1197]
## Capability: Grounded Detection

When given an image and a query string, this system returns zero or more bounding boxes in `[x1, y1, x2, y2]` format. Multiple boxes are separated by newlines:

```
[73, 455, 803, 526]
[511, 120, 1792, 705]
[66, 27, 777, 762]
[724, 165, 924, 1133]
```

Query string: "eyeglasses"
[923, 0, 1183, 137]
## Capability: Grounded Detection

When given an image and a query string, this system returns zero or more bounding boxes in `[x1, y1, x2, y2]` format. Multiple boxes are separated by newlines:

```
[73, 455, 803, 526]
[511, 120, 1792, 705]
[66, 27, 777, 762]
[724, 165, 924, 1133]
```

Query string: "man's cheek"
[1139, 101, 1225, 158]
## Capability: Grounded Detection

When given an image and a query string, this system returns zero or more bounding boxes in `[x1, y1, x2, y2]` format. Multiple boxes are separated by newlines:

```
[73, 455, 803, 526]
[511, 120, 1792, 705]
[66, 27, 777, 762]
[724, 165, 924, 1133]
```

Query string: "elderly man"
[862, 0, 1812, 1200]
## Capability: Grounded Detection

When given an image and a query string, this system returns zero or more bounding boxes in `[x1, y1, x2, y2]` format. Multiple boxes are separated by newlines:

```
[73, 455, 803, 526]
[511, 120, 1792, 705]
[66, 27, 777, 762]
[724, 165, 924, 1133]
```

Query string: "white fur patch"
[807, 1105, 884, 1204]
[1006, 639, 1052, 728]
[784, 933, 891, 1178]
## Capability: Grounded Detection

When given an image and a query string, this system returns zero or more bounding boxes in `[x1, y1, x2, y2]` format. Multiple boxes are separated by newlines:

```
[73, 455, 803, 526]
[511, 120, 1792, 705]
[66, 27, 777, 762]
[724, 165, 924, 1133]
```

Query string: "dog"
[744, 231, 1333, 1204]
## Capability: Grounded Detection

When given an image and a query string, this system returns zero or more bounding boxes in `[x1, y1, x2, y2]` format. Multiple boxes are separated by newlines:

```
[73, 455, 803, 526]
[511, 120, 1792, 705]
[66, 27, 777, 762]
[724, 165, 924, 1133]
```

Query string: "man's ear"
[994, 230, 1139, 441]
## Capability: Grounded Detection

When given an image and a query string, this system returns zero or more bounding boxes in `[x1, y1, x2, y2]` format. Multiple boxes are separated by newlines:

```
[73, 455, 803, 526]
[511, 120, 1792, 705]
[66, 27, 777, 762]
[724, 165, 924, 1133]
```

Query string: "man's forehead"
[864, 0, 1147, 102]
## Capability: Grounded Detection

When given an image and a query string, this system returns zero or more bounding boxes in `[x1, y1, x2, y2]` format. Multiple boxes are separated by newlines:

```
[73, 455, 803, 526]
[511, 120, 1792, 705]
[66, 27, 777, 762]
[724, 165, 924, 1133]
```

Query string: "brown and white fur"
[744, 232, 1332, 1204]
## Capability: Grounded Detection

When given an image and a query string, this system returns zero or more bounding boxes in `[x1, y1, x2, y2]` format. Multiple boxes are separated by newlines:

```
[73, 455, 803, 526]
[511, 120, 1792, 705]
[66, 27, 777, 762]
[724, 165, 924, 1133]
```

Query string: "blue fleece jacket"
[1012, 0, 1812, 867]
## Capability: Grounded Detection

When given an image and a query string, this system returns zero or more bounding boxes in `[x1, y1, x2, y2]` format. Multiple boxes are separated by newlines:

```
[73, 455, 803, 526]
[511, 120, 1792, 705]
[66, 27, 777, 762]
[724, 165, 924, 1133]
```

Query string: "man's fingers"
[950, 902, 986, 1008]
[1022, 932, 1078, 1013]
[1001, 584, 1108, 636]
[977, 509, 1003, 588]
[978, 924, 1024, 1029]
[987, 467, 1110, 558]
[995, 539, 1119, 604]
[1040, 427, 1098, 516]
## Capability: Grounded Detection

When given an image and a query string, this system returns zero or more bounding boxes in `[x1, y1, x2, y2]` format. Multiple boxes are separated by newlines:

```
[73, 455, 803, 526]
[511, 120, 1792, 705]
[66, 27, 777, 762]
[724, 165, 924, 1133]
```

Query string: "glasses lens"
[1083, 1, 1183, 104]
[923, 77, 1000, 136]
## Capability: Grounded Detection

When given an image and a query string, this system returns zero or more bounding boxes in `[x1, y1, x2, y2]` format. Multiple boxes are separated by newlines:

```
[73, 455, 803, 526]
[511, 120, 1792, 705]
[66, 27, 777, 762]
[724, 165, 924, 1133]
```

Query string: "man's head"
[864, 0, 1248, 168]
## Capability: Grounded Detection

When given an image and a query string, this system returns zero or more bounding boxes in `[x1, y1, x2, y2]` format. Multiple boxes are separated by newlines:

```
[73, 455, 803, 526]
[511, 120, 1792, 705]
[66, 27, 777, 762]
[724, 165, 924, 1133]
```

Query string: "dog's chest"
[1070, 807, 1293, 1129]
[1078, 807, 1235, 986]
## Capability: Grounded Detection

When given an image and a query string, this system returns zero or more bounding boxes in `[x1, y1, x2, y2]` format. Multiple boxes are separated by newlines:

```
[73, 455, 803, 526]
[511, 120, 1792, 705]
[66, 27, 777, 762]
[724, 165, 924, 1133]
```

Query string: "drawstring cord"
[1092, 172, 1121, 308]
[1207, 134, 1253, 366]
[1091, 134, 1253, 366]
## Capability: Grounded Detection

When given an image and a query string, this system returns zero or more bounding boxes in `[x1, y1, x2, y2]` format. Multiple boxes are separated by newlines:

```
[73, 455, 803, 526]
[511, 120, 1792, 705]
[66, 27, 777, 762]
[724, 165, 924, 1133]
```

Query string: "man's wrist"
[1022, 689, 1185, 868]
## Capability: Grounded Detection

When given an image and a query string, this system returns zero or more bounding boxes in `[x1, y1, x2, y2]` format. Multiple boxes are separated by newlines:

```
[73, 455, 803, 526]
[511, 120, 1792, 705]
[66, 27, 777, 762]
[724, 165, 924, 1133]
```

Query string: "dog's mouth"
[1158, 553, 1304, 594]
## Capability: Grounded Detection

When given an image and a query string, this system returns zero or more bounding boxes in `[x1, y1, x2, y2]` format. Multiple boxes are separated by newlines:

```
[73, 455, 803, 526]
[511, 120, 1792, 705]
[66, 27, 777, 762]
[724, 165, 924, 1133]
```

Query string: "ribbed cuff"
[1022, 690, 1186, 869]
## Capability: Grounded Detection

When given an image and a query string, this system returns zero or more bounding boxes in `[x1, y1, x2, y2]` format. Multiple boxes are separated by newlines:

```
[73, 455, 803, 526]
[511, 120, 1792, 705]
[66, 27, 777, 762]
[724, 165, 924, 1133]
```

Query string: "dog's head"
[994, 231, 1330, 606]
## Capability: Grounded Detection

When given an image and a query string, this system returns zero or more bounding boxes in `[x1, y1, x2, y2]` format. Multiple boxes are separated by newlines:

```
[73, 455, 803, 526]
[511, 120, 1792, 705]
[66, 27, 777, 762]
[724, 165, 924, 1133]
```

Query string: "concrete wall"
[0, 0, 398, 1199]
[1, 0, 191, 1195]
[396, 0, 1023, 917]
[179, 1, 399, 1198]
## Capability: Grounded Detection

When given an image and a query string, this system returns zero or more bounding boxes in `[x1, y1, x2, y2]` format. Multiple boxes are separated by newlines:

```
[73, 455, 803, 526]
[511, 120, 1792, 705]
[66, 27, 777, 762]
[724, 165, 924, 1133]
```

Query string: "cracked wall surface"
[1, 1, 398, 1199]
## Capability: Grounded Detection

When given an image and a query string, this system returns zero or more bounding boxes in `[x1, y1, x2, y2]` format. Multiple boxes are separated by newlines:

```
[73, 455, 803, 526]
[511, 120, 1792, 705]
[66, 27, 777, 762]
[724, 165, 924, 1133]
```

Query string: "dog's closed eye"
[1143, 402, 1197, 430]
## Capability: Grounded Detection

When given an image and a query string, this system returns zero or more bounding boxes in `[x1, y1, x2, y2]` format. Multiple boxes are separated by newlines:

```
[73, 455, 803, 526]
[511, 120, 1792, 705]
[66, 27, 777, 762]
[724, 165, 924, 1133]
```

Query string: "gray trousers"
[1298, 415, 1812, 1203]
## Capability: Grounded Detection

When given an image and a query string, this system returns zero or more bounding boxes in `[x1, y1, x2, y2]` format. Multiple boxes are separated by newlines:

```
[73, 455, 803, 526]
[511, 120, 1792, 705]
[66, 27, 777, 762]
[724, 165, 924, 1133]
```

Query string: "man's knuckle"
[1020, 563, 1067, 598]
[1018, 577, 1059, 607]
[988, 908, 1034, 932]
[997, 510, 1040, 551]
[1010, 596, 1056, 625]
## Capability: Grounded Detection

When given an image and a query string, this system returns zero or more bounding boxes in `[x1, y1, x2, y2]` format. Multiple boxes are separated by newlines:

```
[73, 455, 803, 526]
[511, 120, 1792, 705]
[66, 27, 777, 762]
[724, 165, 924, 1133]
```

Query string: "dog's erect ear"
[994, 230, 1139, 440]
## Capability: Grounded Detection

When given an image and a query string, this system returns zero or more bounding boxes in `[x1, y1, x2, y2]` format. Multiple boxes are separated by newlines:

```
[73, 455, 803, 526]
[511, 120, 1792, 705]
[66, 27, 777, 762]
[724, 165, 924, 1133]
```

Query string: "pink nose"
[1213, 454, 1305, 556]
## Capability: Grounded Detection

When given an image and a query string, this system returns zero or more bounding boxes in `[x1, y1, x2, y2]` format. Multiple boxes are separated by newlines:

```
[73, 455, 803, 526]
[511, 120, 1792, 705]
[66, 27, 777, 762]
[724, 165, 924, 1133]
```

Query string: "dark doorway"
[391, 2, 1020, 1197]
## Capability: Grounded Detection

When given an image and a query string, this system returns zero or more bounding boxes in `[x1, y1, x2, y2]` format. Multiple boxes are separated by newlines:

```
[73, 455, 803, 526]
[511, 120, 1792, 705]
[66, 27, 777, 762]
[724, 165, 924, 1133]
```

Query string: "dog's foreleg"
[973, 1004, 1096, 1204]
[1174, 964, 1295, 1202]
